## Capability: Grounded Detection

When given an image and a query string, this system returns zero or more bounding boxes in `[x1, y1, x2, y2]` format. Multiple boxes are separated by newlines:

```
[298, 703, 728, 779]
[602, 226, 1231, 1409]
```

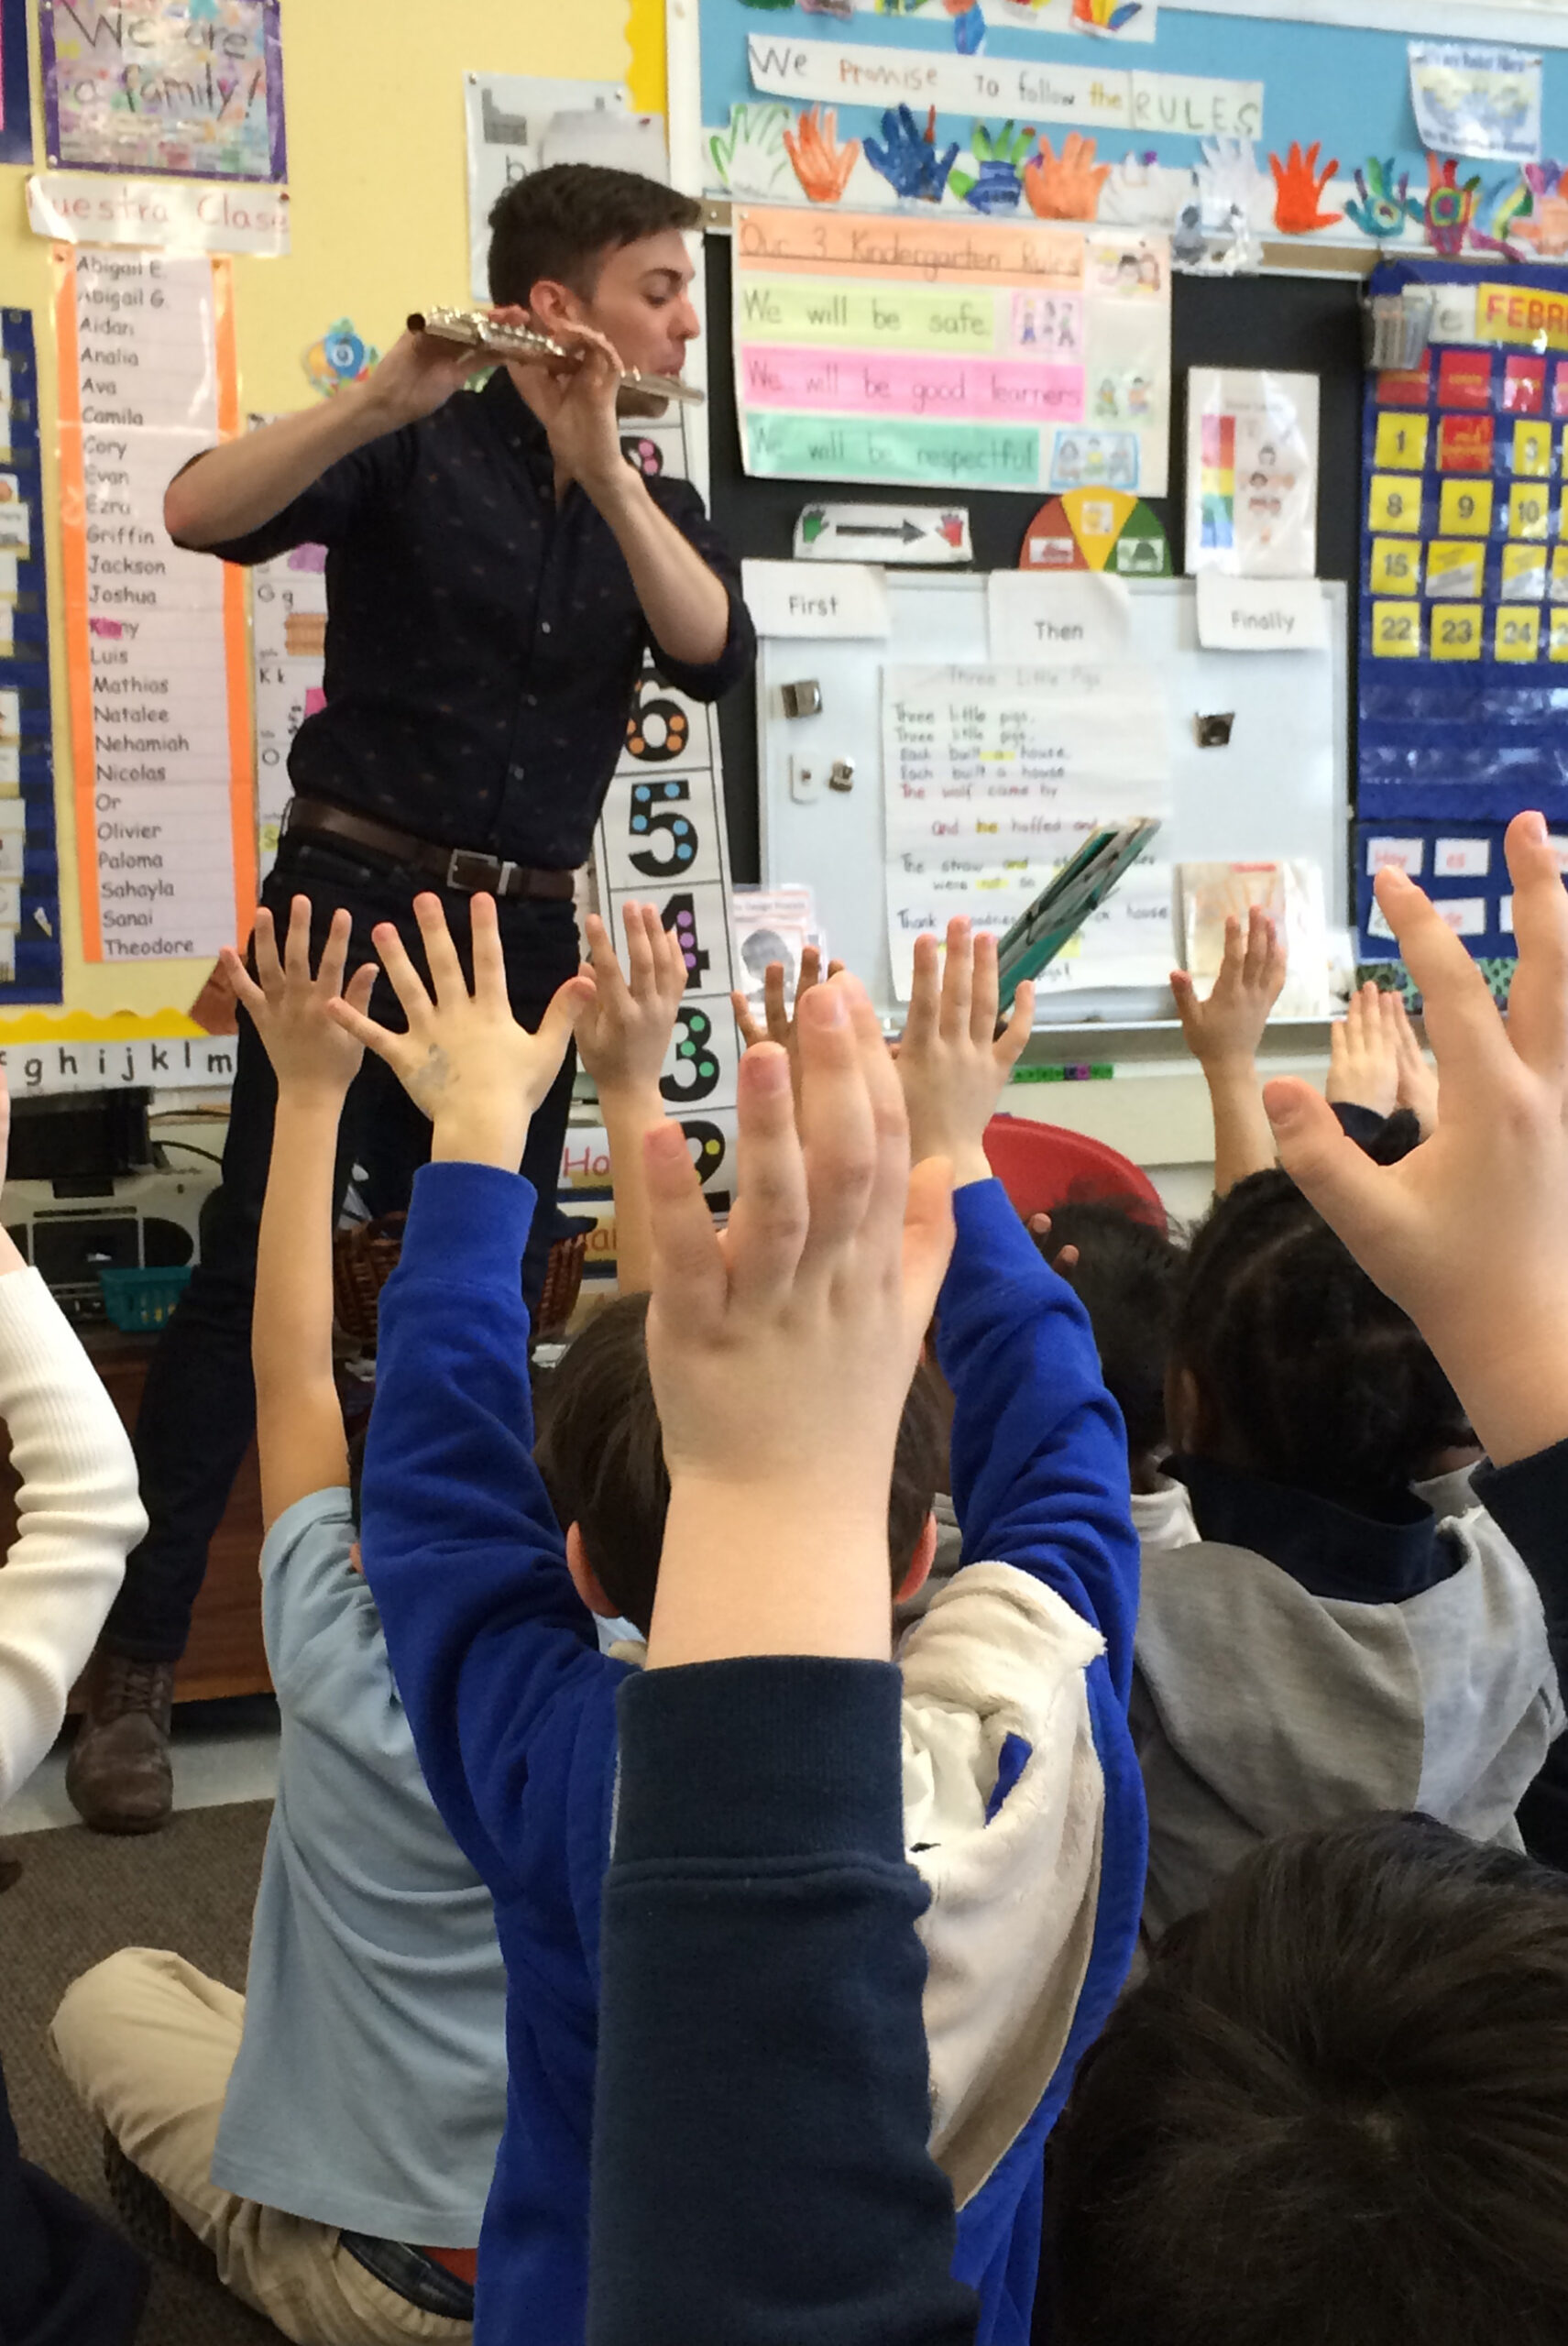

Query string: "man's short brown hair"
[535, 1292, 945, 1635]
[488, 165, 701, 308]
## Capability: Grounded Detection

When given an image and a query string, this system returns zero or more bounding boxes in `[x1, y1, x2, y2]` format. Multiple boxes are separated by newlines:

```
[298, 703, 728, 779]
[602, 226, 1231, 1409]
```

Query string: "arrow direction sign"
[793, 501, 972, 566]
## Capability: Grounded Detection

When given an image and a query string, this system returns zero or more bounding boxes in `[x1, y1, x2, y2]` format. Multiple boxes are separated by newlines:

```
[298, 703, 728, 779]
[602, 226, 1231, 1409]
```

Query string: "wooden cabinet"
[0, 1327, 271, 1706]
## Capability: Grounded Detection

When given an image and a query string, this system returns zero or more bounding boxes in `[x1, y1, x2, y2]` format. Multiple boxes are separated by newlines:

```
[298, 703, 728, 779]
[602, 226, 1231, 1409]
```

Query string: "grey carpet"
[2, 1801, 286, 2343]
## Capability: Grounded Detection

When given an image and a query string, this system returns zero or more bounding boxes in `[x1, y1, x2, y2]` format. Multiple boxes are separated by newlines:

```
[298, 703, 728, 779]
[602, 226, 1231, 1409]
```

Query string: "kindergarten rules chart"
[882, 662, 1171, 997]
[55, 247, 254, 963]
[733, 206, 1169, 498]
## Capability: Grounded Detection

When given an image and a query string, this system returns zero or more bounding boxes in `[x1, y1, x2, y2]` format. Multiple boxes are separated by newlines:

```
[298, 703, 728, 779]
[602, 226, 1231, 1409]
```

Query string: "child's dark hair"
[488, 166, 701, 306]
[1048, 1814, 1568, 2346]
[535, 1293, 945, 1636]
[1174, 1161, 1465, 1511]
[1034, 1199, 1185, 1463]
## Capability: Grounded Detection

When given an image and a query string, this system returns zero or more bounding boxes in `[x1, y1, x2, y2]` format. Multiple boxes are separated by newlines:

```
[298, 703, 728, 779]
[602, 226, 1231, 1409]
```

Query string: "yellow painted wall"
[0, 0, 632, 1039]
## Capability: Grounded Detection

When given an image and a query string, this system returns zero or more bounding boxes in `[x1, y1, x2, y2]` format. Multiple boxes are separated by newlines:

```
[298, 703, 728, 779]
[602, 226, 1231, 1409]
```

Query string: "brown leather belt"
[281, 796, 576, 902]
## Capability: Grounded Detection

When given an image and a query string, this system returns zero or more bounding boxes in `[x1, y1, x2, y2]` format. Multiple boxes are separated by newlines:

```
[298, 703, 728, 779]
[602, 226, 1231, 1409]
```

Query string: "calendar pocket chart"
[1359, 258, 1568, 963]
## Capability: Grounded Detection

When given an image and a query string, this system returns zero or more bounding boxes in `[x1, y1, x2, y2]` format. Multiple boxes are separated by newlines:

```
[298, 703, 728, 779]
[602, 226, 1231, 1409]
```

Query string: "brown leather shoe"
[66, 1650, 175, 1834]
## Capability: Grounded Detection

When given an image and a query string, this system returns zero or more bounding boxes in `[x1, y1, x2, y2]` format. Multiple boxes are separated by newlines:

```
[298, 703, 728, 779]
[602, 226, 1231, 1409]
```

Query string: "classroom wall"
[0, 0, 633, 1042]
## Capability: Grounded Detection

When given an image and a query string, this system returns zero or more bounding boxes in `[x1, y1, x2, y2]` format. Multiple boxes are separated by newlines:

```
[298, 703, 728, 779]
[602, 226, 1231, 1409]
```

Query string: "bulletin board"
[758, 570, 1347, 1022]
[706, 234, 1366, 888]
[684, 0, 1568, 264]
[1355, 253, 1568, 990]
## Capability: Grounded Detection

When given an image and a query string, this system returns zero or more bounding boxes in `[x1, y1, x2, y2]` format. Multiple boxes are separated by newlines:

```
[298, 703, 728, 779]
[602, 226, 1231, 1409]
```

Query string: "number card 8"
[1369, 475, 1421, 533]
[1371, 601, 1421, 658]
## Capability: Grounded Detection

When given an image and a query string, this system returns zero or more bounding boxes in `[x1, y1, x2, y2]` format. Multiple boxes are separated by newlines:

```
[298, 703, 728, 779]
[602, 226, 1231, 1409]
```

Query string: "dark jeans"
[104, 838, 581, 1663]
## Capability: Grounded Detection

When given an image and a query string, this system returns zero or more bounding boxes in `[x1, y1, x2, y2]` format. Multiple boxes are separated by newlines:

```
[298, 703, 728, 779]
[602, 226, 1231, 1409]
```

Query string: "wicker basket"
[331, 1211, 589, 1351]
[535, 1225, 588, 1343]
[332, 1212, 407, 1352]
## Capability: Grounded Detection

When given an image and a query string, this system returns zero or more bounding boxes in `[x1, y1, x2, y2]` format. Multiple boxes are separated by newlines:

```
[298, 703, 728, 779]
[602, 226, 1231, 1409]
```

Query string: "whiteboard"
[758, 576, 1348, 1025]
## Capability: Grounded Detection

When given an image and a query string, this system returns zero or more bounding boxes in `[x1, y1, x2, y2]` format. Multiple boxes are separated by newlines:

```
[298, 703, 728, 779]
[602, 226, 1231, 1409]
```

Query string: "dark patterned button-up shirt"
[205, 371, 753, 869]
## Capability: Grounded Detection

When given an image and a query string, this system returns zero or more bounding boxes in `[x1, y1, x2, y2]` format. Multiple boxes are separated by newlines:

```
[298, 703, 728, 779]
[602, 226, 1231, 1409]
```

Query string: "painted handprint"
[1197, 137, 1262, 233]
[1344, 158, 1421, 240]
[1100, 148, 1166, 225]
[949, 120, 1035, 214]
[863, 104, 959, 203]
[1072, 0, 1146, 26]
[1268, 140, 1343, 234]
[1470, 173, 1532, 258]
[943, 0, 986, 55]
[784, 106, 860, 203]
[1517, 161, 1568, 256]
[708, 103, 793, 198]
[1023, 132, 1112, 222]
[1425, 154, 1481, 258]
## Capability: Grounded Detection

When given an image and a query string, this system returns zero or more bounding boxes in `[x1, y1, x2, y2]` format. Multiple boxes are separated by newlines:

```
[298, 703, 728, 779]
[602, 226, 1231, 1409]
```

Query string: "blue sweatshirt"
[935, 1180, 1146, 2343]
[362, 1164, 1143, 2345]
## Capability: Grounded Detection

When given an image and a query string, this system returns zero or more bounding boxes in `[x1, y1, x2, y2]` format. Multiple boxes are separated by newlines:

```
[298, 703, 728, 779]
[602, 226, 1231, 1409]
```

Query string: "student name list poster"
[733, 207, 1170, 499]
[882, 662, 1171, 999]
[55, 247, 255, 964]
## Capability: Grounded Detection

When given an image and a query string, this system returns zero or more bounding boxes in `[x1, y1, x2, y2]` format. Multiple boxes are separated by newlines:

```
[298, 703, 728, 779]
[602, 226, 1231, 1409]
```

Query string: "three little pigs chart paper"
[732, 207, 1170, 499]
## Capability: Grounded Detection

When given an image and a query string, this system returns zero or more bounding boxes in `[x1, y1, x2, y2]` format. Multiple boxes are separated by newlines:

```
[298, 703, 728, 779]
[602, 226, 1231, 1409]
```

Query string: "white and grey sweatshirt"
[0, 1266, 147, 1807]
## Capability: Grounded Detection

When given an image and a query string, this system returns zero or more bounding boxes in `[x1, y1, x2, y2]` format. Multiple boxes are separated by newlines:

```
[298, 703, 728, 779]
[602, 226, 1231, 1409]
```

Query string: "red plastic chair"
[981, 1113, 1167, 1230]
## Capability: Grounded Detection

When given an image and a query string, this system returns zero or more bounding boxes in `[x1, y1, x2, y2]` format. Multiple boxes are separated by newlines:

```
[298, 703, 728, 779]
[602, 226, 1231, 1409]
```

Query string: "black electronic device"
[7, 1089, 153, 1194]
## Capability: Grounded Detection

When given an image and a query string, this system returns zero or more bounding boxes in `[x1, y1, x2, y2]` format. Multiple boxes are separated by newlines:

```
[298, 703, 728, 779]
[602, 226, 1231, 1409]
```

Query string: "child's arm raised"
[222, 901, 377, 1529]
[1171, 908, 1287, 1196]
[1324, 980, 1401, 1127]
[326, 893, 599, 1881]
[1264, 811, 1568, 1473]
[0, 1070, 147, 1804]
[589, 981, 975, 2346]
[574, 903, 687, 1297]
[899, 921, 1139, 1693]
[1266, 813, 1568, 1684]
[730, 944, 846, 1103]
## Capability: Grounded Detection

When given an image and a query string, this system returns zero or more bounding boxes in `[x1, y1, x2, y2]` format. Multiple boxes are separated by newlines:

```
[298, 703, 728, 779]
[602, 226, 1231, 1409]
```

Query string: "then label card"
[1195, 573, 1329, 652]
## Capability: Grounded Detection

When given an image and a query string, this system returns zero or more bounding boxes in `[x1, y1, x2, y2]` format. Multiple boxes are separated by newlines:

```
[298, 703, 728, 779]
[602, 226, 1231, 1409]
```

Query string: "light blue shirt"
[211, 1489, 510, 2244]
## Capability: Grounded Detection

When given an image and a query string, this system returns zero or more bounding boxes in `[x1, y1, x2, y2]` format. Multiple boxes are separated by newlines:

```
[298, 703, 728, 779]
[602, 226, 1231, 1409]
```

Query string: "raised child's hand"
[1264, 811, 1568, 1469]
[327, 892, 594, 1171]
[1324, 980, 1400, 1119]
[641, 974, 956, 1666]
[731, 945, 847, 1096]
[576, 903, 688, 1102]
[897, 919, 1034, 1186]
[1388, 989, 1440, 1138]
[1170, 907, 1285, 1070]
[223, 898, 378, 1102]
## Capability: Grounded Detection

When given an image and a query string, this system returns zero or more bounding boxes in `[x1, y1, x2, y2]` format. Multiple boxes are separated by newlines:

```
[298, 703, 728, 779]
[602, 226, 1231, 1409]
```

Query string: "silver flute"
[408, 307, 703, 416]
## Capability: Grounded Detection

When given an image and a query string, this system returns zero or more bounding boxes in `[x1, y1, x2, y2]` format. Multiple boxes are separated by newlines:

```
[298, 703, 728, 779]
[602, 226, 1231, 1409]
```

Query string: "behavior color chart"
[1358, 258, 1568, 975]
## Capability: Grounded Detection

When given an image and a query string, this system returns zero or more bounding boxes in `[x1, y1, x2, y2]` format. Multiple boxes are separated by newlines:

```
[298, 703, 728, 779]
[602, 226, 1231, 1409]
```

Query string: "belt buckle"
[446, 849, 516, 896]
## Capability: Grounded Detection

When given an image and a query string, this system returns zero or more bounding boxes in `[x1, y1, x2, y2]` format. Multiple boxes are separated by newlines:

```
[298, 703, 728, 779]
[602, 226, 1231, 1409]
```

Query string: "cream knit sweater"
[0, 1266, 147, 1808]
